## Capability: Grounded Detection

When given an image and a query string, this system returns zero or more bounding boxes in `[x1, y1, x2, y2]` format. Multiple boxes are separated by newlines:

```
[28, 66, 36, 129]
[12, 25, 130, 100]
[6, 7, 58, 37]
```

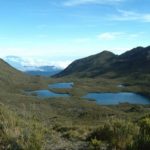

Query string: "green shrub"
[89, 138, 108, 150]
[132, 115, 150, 150]
[87, 119, 138, 150]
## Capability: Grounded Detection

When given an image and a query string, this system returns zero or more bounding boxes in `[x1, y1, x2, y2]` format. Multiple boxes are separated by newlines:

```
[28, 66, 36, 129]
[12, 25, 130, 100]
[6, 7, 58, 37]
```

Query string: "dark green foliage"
[131, 115, 150, 150]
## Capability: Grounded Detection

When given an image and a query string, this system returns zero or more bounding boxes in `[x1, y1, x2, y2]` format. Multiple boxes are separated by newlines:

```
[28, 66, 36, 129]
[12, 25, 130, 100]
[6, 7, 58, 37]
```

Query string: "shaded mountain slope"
[112, 46, 150, 74]
[55, 51, 117, 77]
[55, 46, 150, 78]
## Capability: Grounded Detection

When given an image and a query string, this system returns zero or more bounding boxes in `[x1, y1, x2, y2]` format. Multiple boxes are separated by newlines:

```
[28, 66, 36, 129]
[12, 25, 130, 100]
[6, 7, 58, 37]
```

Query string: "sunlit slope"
[0, 58, 29, 90]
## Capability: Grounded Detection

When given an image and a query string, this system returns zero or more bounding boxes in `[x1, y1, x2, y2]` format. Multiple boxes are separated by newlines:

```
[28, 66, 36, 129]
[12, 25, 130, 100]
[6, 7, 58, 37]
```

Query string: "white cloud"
[98, 32, 124, 40]
[97, 32, 142, 41]
[112, 10, 150, 22]
[3, 56, 72, 69]
[50, 61, 72, 69]
[22, 58, 71, 69]
[63, 0, 124, 6]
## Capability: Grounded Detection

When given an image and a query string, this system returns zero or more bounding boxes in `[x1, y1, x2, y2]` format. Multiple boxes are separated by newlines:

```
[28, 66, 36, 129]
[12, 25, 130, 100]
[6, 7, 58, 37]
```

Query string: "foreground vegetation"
[1, 103, 150, 150]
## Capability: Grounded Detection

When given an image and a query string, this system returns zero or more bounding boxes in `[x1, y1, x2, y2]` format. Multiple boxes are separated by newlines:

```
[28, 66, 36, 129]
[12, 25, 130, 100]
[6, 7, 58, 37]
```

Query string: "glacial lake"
[48, 82, 74, 89]
[83, 92, 150, 105]
[27, 82, 150, 105]
[29, 90, 70, 98]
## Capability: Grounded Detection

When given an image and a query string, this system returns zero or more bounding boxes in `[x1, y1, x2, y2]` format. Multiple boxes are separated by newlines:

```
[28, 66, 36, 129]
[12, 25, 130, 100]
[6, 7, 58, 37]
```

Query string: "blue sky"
[0, 0, 150, 66]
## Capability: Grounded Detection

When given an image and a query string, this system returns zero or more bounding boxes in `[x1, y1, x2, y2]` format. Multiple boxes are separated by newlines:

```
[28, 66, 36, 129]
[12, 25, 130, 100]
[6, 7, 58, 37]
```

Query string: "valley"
[0, 46, 150, 149]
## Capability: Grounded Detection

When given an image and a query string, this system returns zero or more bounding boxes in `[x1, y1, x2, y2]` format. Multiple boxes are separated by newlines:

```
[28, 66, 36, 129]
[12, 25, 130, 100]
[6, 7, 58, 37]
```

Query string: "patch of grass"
[0, 104, 48, 150]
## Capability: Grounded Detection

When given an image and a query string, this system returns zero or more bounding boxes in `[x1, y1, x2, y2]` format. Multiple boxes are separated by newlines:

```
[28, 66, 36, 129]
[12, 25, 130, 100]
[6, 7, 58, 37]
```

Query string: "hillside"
[112, 46, 150, 75]
[0, 58, 29, 91]
[55, 46, 150, 78]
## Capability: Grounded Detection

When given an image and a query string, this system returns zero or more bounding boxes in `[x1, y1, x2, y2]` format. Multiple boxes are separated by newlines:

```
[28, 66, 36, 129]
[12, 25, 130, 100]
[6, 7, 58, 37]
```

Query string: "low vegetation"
[0, 104, 47, 150]
[1, 102, 150, 149]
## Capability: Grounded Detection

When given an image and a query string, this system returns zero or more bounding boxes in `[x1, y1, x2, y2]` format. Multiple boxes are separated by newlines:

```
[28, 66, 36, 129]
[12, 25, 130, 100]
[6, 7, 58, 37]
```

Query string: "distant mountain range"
[3, 56, 62, 76]
[25, 66, 62, 76]
[55, 46, 150, 78]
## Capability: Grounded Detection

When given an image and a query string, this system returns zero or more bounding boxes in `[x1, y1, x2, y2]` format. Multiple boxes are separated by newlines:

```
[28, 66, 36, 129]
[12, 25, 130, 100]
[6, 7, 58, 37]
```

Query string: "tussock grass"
[0, 104, 48, 150]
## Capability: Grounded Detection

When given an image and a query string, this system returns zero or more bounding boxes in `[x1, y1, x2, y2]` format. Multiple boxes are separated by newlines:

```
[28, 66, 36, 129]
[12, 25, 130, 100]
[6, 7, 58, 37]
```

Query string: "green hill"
[0, 59, 27, 80]
[0, 58, 30, 92]
[55, 46, 150, 78]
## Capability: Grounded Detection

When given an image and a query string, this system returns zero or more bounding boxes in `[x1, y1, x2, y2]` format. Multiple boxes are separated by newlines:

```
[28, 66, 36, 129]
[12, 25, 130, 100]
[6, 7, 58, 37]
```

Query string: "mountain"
[55, 46, 150, 78]
[113, 46, 150, 74]
[3, 56, 62, 76]
[25, 66, 62, 76]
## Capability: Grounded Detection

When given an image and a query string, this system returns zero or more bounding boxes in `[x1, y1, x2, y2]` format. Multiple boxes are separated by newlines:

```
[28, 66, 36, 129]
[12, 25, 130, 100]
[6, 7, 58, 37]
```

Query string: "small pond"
[83, 92, 150, 105]
[48, 82, 74, 89]
[29, 90, 70, 98]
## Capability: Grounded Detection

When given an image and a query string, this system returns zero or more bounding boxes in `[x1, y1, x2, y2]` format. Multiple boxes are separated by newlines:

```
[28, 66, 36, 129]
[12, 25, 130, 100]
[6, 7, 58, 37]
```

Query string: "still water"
[29, 90, 70, 98]
[83, 92, 150, 105]
[48, 82, 73, 89]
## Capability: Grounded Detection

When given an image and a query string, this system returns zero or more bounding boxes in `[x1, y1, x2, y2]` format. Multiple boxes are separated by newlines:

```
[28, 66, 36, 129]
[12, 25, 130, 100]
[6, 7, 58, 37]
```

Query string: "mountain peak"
[54, 50, 117, 77]
[101, 50, 114, 54]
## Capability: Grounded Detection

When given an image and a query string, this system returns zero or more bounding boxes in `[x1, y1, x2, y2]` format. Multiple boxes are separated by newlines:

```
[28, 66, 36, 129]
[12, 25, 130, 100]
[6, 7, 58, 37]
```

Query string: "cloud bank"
[4, 56, 72, 70]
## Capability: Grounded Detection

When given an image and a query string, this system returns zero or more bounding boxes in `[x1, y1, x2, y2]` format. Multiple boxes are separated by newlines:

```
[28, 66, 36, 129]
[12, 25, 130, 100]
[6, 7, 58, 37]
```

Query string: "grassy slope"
[0, 75, 150, 149]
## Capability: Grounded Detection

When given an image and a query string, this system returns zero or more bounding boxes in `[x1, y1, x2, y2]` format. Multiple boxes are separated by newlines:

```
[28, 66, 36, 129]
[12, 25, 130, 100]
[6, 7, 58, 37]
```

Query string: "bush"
[87, 119, 138, 150]
[89, 138, 108, 150]
[132, 115, 150, 150]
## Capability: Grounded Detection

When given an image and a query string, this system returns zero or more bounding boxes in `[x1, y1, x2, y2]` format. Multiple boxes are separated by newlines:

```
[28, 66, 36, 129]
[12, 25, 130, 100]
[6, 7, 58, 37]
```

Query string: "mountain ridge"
[54, 46, 150, 78]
